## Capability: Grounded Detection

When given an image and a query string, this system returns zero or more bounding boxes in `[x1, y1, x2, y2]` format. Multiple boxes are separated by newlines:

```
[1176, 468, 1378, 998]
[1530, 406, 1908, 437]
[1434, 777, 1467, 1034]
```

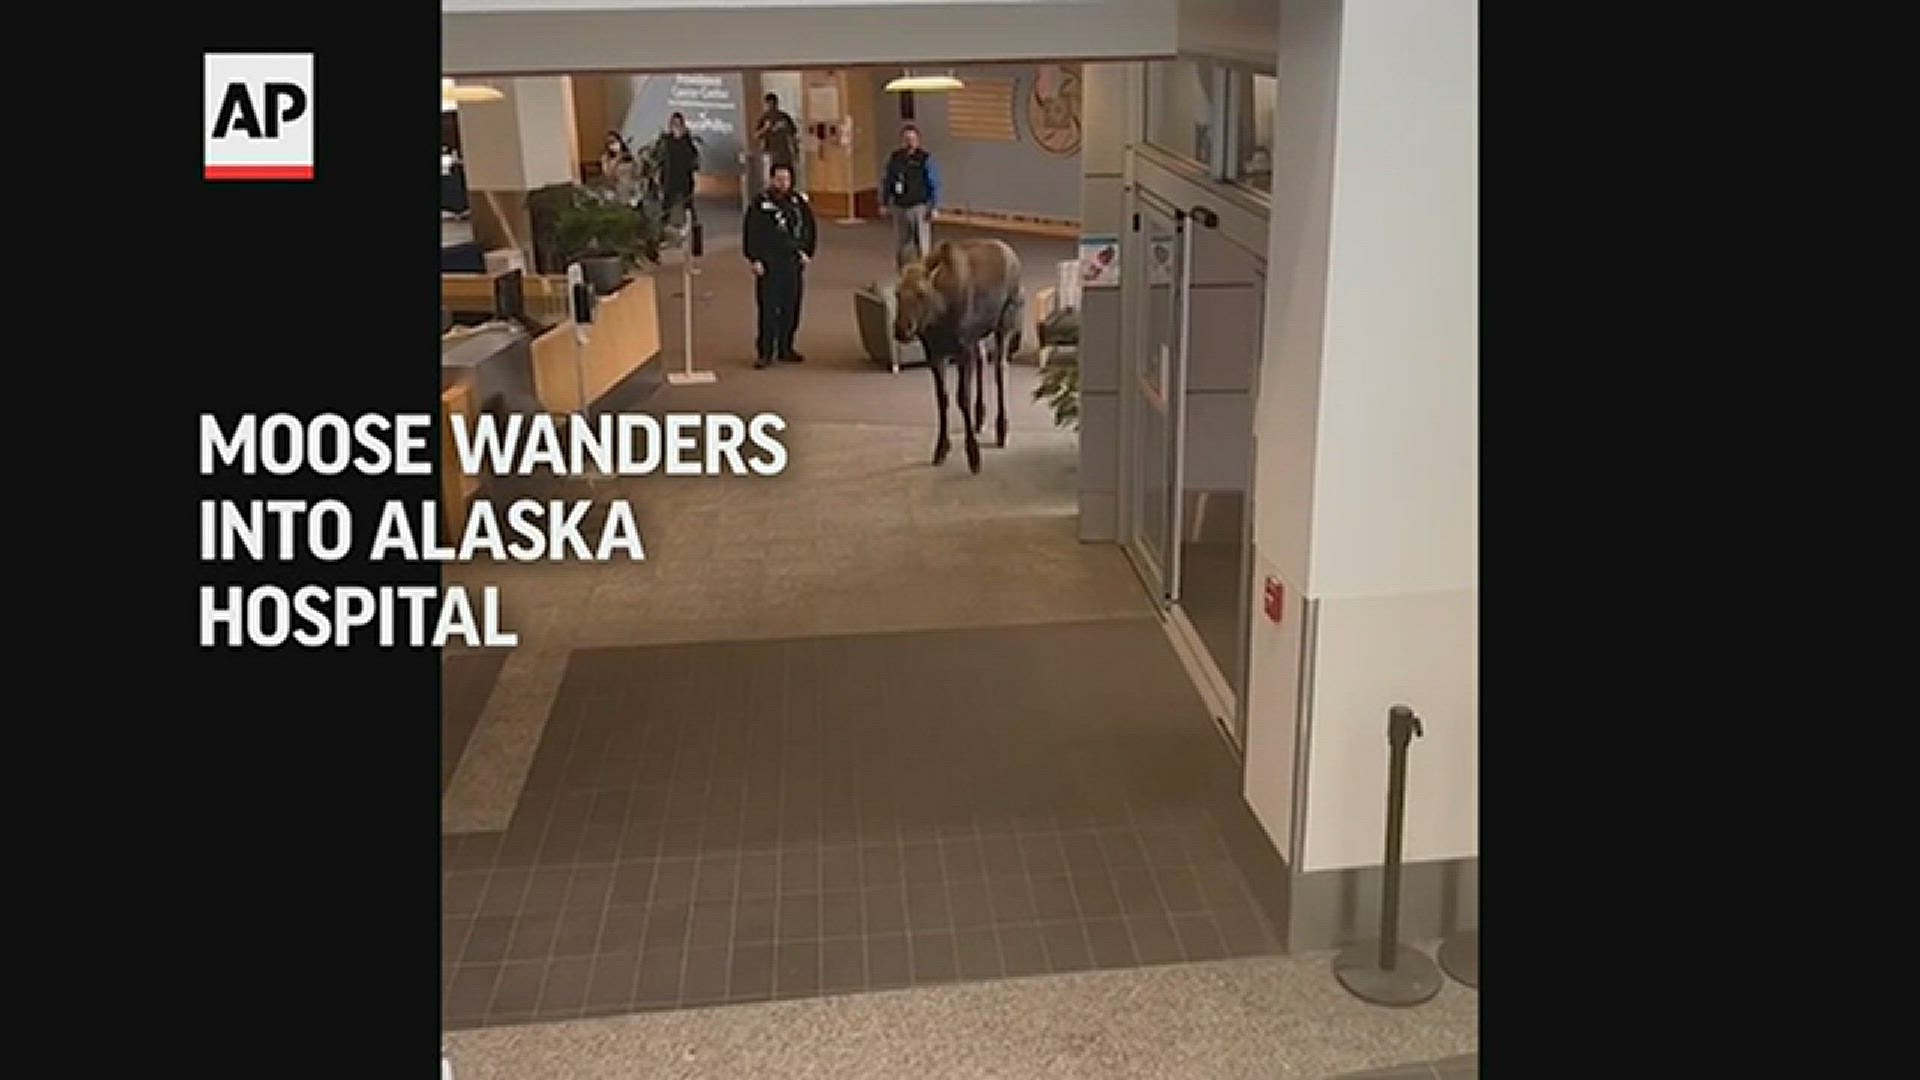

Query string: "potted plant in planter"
[1032, 306, 1082, 431]
[547, 186, 664, 294]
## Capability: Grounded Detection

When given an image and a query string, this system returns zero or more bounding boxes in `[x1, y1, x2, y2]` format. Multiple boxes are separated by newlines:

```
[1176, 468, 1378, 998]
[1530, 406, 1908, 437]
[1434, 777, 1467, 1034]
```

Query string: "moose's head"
[892, 247, 955, 344]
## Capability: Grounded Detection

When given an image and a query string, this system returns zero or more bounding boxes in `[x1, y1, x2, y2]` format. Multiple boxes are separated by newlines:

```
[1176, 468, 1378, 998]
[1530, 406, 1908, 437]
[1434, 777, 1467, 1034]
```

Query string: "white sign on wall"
[1147, 233, 1175, 286]
[1078, 234, 1119, 288]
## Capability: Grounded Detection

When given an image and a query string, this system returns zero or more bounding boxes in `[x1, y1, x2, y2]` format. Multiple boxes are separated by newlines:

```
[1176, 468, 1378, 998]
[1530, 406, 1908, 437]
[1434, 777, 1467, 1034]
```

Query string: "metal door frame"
[1126, 192, 1270, 749]
[1120, 185, 1189, 607]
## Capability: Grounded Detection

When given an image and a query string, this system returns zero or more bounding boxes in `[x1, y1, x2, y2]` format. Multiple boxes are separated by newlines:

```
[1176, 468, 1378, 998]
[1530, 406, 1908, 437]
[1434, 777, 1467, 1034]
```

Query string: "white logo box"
[205, 52, 315, 180]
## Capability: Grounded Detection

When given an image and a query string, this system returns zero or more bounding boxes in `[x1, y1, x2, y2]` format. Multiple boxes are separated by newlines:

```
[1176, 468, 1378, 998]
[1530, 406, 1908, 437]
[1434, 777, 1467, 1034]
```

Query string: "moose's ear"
[926, 242, 958, 287]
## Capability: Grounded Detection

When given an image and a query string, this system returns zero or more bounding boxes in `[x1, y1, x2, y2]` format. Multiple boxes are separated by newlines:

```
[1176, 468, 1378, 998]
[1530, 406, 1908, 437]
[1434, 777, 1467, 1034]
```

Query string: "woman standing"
[660, 112, 701, 227]
[599, 130, 640, 206]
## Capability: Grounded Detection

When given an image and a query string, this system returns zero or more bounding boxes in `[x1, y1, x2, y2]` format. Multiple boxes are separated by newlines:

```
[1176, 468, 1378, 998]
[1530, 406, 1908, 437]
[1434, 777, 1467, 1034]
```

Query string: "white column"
[1242, 0, 1477, 874]
[1074, 61, 1131, 541]
[455, 76, 581, 191]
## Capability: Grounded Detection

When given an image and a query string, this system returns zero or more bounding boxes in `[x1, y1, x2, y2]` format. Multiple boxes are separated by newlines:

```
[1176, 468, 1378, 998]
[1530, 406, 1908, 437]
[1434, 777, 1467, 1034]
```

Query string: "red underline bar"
[204, 164, 314, 181]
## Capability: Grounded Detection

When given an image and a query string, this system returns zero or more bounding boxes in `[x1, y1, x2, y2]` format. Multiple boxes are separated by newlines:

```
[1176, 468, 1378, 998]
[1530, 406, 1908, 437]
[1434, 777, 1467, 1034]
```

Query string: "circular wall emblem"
[1028, 65, 1082, 157]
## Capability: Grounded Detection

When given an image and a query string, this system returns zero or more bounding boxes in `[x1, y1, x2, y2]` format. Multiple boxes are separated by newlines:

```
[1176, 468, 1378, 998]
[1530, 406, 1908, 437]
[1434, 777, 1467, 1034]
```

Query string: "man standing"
[659, 112, 701, 227]
[743, 162, 817, 369]
[754, 92, 801, 185]
[881, 124, 940, 267]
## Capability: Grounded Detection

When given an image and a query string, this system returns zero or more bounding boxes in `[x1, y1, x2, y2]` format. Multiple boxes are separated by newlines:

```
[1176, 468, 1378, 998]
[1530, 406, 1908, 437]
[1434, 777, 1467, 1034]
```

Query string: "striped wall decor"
[947, 78, 1016, 142]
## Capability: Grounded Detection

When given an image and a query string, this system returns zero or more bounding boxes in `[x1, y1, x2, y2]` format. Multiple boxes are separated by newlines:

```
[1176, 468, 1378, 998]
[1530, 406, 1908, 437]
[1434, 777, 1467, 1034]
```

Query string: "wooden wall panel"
[948, 79, 1016, 141]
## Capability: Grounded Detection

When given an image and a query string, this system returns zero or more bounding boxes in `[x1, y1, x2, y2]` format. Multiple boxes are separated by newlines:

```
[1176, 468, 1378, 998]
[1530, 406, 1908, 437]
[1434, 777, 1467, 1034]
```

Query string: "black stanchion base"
[1334, 942, 1443, 1007]
[1437, 929, 1477, 989]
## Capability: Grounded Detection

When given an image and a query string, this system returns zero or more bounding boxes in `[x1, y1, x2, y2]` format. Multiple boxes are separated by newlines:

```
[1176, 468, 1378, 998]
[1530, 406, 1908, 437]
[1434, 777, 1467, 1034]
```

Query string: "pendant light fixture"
[442, 77, 505, 111]
[885, 69, 964, 93]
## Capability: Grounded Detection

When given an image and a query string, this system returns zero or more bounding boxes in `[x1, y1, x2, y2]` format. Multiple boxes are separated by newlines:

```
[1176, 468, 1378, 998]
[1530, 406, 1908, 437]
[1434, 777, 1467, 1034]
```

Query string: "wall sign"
[623, 73, 744, 178]
[1148, 234, 1176, 287]
[1078, 234, 1119, 288]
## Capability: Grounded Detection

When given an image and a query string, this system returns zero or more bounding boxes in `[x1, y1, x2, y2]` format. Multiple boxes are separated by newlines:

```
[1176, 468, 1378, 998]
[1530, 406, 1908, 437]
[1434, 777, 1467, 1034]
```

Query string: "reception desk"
[440, 271, 661, 414]
[528, 276, 661, 413]
[439, 272, 662, 536]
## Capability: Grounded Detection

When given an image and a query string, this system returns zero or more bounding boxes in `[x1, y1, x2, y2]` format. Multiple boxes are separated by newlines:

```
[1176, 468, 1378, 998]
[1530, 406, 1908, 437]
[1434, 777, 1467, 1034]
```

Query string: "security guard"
[743, 162, 817, 368]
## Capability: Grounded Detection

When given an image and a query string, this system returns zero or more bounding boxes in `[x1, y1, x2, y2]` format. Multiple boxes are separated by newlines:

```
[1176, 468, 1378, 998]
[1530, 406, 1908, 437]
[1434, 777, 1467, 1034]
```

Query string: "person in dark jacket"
[754, 92, 801, 182]
[659, 112, 701, 226]
[881, 124, 940, 267]
[742, 162, 817, 368]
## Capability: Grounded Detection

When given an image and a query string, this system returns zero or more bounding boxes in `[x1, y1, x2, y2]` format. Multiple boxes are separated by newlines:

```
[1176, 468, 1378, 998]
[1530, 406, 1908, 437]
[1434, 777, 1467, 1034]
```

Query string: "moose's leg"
[929, 353, 952, 466]
[958, 342, 983, 474]
[971, 339, 987, 434]
[995, 334, 1011, 448]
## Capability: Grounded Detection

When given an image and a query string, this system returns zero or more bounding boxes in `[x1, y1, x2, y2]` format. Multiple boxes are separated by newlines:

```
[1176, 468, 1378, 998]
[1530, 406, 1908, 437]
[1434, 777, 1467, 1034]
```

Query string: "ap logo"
[204, 52, 314, 181]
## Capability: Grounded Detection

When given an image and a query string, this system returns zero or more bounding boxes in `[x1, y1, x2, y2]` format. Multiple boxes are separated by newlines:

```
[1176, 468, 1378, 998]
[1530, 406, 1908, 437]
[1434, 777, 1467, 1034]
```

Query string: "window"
[1229, 71, 1276, 193]
[1143, 59, 1223, 169]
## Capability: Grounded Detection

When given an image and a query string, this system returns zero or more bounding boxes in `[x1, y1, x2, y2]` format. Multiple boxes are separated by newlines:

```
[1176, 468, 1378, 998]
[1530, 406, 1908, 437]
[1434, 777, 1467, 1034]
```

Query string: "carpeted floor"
[442, 210, 1117, 653]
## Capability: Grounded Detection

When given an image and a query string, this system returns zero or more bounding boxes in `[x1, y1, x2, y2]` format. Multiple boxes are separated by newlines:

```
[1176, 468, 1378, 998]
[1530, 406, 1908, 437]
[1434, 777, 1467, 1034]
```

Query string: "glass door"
[1124, 191, 1187, 601]
[1168, 214, 1267, 742]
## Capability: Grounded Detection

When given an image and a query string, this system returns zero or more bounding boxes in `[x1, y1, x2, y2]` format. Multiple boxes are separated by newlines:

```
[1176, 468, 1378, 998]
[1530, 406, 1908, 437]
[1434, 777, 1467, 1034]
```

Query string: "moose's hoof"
[967, 445, 982, 474]
[996, 420, 1009, 448]
[933, 441, 950, 466]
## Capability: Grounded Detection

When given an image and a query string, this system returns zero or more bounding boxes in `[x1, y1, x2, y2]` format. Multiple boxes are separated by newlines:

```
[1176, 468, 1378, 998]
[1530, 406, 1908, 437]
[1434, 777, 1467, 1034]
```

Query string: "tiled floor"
[441, 618, 1288, 1029]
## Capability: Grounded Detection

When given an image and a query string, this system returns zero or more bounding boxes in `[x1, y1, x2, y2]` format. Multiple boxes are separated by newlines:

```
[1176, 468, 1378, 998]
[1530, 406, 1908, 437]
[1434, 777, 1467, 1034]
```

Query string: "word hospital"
[192, 409, 780, 650]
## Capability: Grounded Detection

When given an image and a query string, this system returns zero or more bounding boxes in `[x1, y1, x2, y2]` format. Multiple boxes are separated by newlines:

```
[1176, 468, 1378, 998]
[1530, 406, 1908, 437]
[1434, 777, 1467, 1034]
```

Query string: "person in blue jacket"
[881, 124, 940, 267]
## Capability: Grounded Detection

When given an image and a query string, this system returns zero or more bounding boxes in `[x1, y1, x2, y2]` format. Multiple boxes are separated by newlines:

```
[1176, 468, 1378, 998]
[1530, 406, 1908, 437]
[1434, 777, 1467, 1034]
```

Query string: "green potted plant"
[548, 186, 664, 294]
[1033, 353, 1081, 430]
[1032, 307, 1082, 430]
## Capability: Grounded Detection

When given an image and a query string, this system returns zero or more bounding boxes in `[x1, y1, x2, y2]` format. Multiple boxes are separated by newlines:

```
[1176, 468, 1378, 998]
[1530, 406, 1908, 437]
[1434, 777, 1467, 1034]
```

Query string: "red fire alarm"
[1263, 578, 1285, 623]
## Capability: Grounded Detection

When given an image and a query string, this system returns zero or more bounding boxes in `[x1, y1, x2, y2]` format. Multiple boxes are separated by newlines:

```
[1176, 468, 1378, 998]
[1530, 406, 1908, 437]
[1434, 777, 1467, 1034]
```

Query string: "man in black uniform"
[742, 162, 817, 369]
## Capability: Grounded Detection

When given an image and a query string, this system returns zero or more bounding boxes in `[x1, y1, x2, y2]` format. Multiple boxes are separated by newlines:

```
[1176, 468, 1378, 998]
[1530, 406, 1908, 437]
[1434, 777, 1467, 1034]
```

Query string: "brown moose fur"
[892, 240, 1024, 474]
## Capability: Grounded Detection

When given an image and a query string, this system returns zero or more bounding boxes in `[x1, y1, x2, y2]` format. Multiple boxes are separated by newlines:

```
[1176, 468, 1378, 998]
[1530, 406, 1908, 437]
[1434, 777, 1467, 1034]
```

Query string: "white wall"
[1242, 0, 1477, 874]
[443, 1, 1178, 74]
[453, 80, 525, 190]
[1301, 587, 1476, 871]
[455, 76, 578, 189]
[515, 76, 582, 188]
[1177, 0, 1279, 69]
[1308, 0, 1477, 600]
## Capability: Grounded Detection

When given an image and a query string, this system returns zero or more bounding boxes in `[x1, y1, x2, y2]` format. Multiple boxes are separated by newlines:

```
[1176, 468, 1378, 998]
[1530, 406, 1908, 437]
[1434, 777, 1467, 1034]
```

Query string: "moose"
[892, 239, 1025, 474]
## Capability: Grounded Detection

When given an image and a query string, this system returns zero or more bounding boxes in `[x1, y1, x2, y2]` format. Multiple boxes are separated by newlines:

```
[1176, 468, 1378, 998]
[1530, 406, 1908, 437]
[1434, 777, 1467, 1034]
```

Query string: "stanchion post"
[564, 262, 614, 486]
[1438, 928, 1478, 989]
[666, 221, 717, 386]
[566, 262, 592, 423]
[1333, 704, 1444, 1007]
[1378, 705, 1417, 968]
